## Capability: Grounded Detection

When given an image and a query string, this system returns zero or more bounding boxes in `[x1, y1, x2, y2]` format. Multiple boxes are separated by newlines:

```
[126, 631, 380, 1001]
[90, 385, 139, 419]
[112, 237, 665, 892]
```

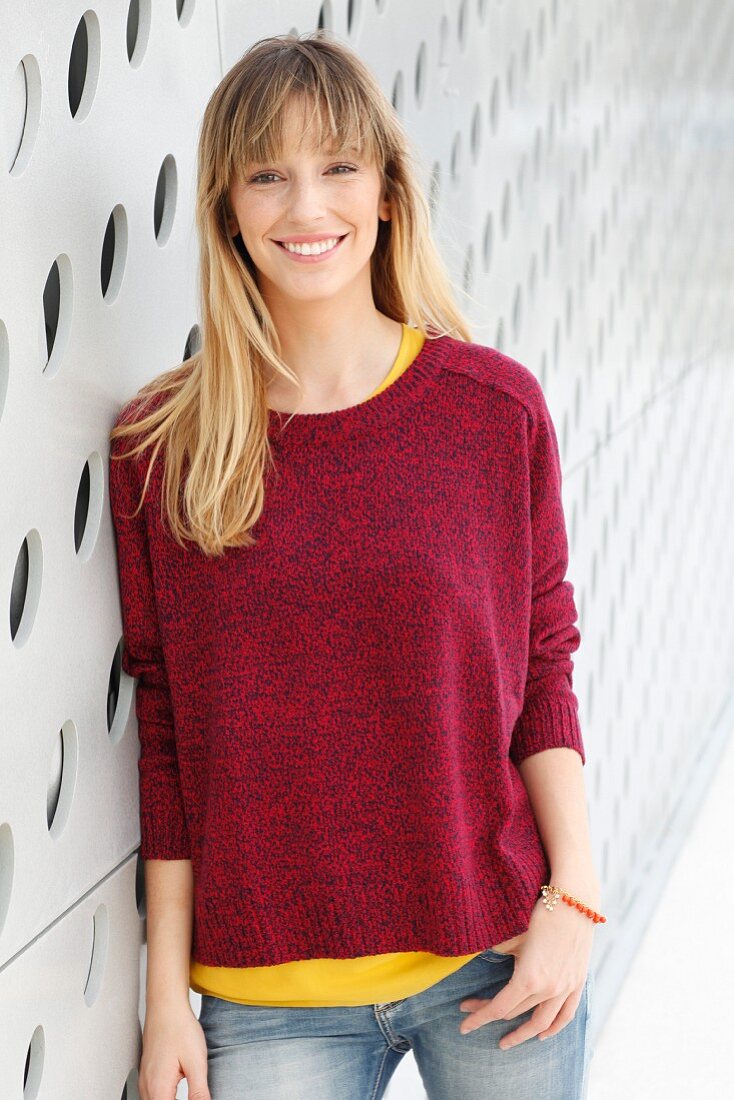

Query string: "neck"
[264, 307, 404, 415]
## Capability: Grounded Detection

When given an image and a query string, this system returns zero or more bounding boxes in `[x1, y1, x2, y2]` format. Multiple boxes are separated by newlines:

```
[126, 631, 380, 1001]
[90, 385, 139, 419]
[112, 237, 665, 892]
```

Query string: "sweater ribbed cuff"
[509, 688, 586, 767]
[138, 765, 192, 860]
[139, 827, 192, 861]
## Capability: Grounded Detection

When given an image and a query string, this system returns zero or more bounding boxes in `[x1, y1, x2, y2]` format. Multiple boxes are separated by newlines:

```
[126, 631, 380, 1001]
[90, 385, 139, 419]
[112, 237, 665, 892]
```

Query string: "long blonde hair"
[109, 30, 472, 556]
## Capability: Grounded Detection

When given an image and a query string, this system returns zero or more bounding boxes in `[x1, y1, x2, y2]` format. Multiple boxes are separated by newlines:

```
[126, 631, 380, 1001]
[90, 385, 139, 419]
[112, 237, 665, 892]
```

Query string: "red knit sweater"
[109, 334, 585, 968]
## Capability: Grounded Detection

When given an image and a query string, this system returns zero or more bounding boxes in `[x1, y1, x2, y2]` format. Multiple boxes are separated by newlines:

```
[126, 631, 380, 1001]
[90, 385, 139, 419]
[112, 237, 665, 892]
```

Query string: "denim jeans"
[199, 949, 594, 1098]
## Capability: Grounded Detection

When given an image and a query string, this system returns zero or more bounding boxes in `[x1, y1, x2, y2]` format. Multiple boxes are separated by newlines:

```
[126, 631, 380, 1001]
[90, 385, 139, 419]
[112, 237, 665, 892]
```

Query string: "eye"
[250, 172, 280, 185]
[248, 164, 358, 185]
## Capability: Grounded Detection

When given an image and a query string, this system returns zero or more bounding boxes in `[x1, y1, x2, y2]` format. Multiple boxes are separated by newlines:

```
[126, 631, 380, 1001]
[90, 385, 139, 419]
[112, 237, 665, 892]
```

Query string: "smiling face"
[225, 95, 392, 308]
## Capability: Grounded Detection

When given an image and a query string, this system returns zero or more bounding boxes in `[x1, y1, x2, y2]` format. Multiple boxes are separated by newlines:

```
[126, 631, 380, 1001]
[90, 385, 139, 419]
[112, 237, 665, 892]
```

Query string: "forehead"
[237, 92, 377, 169]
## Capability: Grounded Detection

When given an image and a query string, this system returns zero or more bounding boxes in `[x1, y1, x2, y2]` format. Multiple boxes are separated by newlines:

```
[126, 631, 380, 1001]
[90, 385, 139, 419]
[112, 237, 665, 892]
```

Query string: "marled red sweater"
[109, 334, 585, 968]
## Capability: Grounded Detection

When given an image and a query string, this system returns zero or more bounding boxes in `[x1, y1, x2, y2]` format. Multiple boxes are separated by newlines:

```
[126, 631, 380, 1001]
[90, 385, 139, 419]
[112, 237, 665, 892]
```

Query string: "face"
[225, 99, 391, 307]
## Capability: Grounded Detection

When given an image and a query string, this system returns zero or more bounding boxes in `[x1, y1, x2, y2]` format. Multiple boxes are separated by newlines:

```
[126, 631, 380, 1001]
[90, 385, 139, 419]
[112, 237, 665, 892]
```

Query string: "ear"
[378, 192, 392, 223]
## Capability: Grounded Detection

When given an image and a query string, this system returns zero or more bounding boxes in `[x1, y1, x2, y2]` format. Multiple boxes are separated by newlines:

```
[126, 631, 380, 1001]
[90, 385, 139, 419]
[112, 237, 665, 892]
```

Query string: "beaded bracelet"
[540, 884, 607, 924]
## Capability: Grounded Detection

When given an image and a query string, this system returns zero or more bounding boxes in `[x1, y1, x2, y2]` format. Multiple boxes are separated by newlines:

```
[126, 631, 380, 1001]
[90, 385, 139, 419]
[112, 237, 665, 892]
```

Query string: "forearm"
[144, 858, 194, 1009]
[517, 747, 601, 906]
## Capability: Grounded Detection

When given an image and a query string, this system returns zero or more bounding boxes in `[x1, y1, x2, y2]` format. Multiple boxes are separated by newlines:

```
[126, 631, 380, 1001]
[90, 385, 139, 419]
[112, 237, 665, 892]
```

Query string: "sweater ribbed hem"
[189, 842, 551, 968]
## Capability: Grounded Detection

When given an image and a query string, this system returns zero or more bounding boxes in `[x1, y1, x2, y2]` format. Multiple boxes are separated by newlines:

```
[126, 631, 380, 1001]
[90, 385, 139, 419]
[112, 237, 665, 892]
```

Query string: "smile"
[274, 234, 347, 263]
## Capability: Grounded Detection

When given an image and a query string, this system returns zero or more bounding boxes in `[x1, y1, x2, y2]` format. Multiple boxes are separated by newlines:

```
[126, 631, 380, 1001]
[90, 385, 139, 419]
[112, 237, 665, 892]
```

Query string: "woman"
[109, 31, 603, 1100]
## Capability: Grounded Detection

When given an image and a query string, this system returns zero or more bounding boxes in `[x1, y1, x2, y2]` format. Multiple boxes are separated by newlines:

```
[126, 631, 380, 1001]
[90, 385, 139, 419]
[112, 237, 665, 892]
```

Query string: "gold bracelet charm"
[540, 884, 606, 924]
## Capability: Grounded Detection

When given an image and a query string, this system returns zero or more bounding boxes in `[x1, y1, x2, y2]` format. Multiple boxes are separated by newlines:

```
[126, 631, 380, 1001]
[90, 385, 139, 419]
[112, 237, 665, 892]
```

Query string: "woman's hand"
[458, 892, 596, 1049]
[139, 999, 211, 1100]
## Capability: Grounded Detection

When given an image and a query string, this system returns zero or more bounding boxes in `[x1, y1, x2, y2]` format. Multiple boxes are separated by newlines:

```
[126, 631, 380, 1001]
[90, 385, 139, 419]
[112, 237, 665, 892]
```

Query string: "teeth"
[281, 236, 341, 255]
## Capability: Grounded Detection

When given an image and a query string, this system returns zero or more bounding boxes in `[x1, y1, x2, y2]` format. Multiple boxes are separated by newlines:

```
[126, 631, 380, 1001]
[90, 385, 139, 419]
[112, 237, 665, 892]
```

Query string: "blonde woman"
[109, 31, 601, 1100]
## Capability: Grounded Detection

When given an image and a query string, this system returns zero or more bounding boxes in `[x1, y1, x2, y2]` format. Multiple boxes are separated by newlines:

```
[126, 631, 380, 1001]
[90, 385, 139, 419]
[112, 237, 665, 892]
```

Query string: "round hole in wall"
[547, 101, 556, 150]
[83, 904, 110, 1007]
[183, 323, 202, 362]
[10, 530, 42, 649]
[101, 205, 129, 302]
[75, 452, 105, 560]
[528, 251, 537, 300]
[489, 76, 500, 133]
[495, 316, 504, 351]
[533, 126, 542, 179]
[47, 721, 79, 839]
[500, 180, 511, 236]
[123, 1066, 141, 1100]
[482, 211, 493, 271]
[7, 55, 42, 176]
[462, 243, 474, 296]
[346, 0, 362, 35]
[109, 637, 134, 744]
[470, 103, 482, 161]
[517, 153, 526, 204]
[415, 41, 427, 106]
[153, 154, 178, 246]
[391, 69, 404, 114]
[0, 822, 15, 942]
[68, 10, 101, 122]
[511, 284, 522, 342]
[450, 132, 462, 184]
[41, 255, 73, 378]
[136, 851, 147, 919]
[126, 0, 152, 66]
[176, 0, 196, 27]
[23, 1022, 45, 1099]
[317, 1, 332, 30]
[458, 0, 469, 49]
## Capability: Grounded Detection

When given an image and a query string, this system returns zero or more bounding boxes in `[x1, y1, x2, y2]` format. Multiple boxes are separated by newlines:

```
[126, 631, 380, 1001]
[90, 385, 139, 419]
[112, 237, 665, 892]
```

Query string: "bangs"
[229, 70, 384, 178]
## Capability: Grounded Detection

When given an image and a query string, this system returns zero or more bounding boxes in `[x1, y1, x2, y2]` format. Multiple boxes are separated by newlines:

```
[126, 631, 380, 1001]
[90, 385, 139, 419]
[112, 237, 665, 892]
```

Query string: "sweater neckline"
[266, 331, 452, 447]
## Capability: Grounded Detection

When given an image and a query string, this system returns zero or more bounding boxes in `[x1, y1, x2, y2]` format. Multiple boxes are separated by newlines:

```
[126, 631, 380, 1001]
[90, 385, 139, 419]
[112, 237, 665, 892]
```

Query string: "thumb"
[185, 1065, 211, 1100]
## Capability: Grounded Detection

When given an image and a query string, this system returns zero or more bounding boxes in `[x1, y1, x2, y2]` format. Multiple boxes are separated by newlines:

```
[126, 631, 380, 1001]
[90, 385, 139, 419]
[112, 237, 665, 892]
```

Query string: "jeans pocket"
[478, 947, 515, 962]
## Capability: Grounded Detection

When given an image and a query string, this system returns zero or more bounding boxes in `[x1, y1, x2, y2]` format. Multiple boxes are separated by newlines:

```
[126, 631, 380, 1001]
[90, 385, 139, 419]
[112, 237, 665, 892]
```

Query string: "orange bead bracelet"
[540, 883, 607, 924]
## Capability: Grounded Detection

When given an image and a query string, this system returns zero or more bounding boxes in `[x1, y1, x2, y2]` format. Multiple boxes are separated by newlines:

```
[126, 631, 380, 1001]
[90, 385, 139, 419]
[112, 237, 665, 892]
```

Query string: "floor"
[588, 723, 733, 1099]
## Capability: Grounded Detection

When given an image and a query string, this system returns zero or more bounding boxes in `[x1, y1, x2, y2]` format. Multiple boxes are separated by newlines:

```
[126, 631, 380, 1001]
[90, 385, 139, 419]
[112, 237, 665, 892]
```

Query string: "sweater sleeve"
[108, 417, 192, 859]
[509, 381, 586, 768]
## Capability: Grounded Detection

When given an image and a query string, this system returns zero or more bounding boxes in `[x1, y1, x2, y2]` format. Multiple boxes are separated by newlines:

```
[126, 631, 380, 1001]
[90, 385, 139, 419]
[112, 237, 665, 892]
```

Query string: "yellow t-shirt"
[189, 324, 489, 1007]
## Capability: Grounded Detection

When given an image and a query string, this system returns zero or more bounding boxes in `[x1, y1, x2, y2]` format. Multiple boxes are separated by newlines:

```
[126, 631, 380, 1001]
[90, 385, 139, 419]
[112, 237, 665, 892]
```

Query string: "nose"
[285, 176, 330, 224]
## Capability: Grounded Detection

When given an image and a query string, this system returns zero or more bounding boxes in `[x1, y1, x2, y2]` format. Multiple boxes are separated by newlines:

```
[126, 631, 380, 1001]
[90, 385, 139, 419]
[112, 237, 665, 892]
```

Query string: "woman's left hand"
[458, 893, 596, 1049]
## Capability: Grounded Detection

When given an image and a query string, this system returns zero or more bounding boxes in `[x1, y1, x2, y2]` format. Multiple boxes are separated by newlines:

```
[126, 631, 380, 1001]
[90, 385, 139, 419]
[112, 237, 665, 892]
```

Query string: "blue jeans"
[199, 950, 595, 1098]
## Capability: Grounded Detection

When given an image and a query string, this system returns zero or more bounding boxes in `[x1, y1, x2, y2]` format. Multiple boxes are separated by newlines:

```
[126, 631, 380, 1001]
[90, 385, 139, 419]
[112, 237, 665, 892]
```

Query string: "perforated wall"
[1, 2, 733, 1097]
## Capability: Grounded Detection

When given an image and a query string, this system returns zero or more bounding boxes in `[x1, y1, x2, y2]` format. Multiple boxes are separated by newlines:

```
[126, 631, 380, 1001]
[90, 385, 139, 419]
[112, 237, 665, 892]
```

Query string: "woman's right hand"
[139, 1000, 211, 1100]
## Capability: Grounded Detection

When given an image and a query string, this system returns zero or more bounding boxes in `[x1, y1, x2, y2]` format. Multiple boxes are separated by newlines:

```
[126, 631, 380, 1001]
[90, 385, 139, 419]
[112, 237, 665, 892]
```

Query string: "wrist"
[547, 869, 602, 908]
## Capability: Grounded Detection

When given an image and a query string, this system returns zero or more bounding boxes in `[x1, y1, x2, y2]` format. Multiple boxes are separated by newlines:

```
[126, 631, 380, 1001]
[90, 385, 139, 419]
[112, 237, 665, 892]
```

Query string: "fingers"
[458, 981, 585, 1049]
